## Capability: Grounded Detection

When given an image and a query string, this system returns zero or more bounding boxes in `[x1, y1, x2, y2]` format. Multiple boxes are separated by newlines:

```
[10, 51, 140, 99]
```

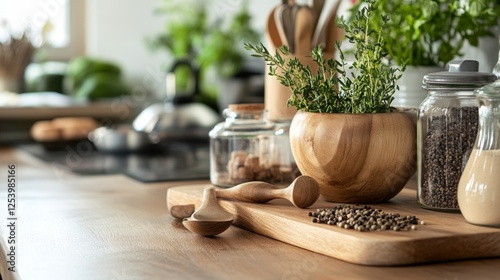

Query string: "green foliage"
[352, 0, 500, 67]
[64, 57, 129, 100]
[75, 73, 130, 101]
[148, 0, 259, 78]
[245, 0, 405, 114]
[197, 6, 260, 78]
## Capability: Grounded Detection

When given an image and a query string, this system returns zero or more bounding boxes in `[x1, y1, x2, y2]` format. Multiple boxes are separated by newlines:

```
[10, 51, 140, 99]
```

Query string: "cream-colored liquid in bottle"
[458, 149, 500, 227]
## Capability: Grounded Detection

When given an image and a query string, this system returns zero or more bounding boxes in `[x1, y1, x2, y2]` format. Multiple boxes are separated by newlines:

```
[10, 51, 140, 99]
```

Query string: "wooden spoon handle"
[215, 182, 285, 204]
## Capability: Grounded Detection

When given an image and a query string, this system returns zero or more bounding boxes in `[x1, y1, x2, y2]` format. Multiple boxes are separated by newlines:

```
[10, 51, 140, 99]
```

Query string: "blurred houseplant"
[0, 27, 35, 93]
[353, 0, 500, 67]
[351, 0, 500, 108]
[148, 0, 260, 110]
[245, 0, 416, 203]
[63, 56, 131, 101]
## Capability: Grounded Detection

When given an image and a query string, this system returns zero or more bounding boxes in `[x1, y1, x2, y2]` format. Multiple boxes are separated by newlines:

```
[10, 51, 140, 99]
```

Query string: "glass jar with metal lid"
[417, 60, 497, 211]
[209, 103, 299, 188]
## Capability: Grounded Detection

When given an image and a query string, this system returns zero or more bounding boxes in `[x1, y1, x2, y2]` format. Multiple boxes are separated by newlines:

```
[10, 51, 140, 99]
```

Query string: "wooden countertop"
[1, 146, 500, 280]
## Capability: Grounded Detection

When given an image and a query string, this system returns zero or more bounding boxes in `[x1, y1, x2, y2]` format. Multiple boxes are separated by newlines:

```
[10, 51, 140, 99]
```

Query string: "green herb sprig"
[244, 0, 406, 114]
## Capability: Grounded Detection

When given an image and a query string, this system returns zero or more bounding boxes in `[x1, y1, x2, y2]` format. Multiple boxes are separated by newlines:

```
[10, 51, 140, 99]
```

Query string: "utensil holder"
[264, 50, 334, 122]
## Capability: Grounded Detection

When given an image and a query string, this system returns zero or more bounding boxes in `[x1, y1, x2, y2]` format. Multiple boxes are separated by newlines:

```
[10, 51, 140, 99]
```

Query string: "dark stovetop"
[19, 140, 210, 182]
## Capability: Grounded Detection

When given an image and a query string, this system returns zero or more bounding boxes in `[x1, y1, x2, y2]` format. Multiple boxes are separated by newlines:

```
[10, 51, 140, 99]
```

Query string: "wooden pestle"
[215, 175, 320, 208]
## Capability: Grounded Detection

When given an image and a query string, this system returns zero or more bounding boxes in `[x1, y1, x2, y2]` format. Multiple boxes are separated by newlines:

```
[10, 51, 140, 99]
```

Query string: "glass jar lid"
[422, 60, 496, 91]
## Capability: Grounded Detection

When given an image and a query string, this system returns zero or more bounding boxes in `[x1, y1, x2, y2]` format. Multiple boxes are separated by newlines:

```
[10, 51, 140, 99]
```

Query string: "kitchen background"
[73, 0, 500, 98]
[0, 0, 498, 182]
[0, 0, 499, 141]
[83, 0, 357, 102]
[2, 0, 498, 99]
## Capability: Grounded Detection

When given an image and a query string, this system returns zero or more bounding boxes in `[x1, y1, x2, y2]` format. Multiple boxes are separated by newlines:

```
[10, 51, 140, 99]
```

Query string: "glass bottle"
[209, 103, 299, 188]
[492, 36, 500, 79]
[417, 60, 496, 211]
[458, 80, 500, 226]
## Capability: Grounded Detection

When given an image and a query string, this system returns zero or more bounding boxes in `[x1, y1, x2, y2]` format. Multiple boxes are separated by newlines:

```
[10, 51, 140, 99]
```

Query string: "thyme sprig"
[244, 0, 406, 114]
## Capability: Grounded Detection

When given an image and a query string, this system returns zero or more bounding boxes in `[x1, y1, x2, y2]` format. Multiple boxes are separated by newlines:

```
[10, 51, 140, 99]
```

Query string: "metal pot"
[89, 125, 156, 153]
[132, 59, 220, 142]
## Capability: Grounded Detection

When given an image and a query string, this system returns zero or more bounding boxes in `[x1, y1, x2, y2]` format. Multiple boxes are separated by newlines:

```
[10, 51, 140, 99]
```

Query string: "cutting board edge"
[224, 200, 500, 265]
[166, 185, 500, 266]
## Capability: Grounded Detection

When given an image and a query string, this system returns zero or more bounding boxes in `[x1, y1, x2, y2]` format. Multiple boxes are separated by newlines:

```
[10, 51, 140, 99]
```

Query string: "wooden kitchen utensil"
[168, 185, 500, 266]
[216, 175, 320, 208]
[169, 204, 195, 219]
[294, 6, 315, 55]
[324, 3, 343, 52]
[275, 3, 295, 53]
[182, 188, 234, 236]
[312, 0, 341, 50]
[309, 0, 326, 29]
[266, 5, 283, 48]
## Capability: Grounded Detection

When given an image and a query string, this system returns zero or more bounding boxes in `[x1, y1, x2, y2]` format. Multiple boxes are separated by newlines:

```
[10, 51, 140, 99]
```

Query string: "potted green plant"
[351, 0, 500, 108]
[245, 0, 416, 203]
[148, 0, 260, 111]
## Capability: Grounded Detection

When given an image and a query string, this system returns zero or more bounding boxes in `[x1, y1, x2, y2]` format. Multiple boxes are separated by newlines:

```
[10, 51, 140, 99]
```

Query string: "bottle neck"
[493, 48, 500, 79]
[476, 97, 500, 150]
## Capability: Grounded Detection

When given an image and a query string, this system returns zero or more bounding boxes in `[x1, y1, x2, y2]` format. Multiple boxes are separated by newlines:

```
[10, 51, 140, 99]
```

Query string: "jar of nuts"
[209, 103, 299, 188]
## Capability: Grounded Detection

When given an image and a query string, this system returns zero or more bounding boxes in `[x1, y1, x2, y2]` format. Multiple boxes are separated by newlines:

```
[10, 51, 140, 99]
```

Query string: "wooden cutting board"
[167, 184, 500, 266]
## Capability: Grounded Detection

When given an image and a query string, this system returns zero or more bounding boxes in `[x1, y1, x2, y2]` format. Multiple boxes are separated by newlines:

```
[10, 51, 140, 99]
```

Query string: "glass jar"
[458, 80, 500, 226]
[209, 103, 299, 188]
[417, 60, 497, 211]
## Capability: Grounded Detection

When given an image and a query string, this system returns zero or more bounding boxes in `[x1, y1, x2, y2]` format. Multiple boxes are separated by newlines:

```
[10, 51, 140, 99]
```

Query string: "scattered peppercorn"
[309, 205, 423, 232]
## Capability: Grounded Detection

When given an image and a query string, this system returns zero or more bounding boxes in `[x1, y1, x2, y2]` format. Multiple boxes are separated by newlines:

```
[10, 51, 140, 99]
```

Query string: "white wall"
[85, 0, 170, 99]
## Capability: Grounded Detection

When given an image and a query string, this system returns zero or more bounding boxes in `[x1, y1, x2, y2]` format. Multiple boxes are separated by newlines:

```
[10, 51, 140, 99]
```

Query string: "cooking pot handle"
[166, 59, 200, 105]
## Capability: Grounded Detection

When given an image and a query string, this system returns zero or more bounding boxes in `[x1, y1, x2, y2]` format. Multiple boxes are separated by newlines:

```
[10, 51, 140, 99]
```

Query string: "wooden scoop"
[216, 175, 320, 208]
[182, 188, 234, 237]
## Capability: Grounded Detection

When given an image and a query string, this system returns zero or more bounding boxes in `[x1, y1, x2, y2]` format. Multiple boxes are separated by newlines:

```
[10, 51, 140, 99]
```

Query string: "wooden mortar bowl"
[289, 110, 417, 203]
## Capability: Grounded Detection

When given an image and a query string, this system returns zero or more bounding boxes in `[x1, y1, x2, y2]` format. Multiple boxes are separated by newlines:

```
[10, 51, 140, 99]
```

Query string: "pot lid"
[422, 60, 496, 90]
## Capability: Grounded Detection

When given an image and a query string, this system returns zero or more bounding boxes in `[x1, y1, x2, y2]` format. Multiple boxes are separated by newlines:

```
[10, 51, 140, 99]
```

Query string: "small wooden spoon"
[182, 188, 234, 237]
[216, 175, 320, 208]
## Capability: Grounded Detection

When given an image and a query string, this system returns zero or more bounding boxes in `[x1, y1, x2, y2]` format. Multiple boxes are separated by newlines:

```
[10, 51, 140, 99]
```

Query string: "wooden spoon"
[275, 4, 292, 51]
[216, 175, 320, 208]
[182, 188, 234, 236]
[312, 0, 341, 50]
[309, 0, 326, 32]
[294, 5, 315, 55]
[266, 5, 283, 48]
[324, 3, 344, 52]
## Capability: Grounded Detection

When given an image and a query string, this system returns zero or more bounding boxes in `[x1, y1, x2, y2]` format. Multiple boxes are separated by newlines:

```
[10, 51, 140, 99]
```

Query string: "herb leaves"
[245, 0, 405, 114]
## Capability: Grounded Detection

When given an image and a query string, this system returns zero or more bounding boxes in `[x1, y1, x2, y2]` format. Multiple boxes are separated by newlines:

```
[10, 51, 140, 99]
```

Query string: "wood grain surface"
[1, 146, 500, 280]
[289, 111, 417, 203]
[168, 184, 500, 266]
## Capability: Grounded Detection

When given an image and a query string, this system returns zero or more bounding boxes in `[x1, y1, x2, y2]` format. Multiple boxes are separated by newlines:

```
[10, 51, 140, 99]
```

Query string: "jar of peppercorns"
[209, 103, 299, 188]
[417, 60, 496, 211]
